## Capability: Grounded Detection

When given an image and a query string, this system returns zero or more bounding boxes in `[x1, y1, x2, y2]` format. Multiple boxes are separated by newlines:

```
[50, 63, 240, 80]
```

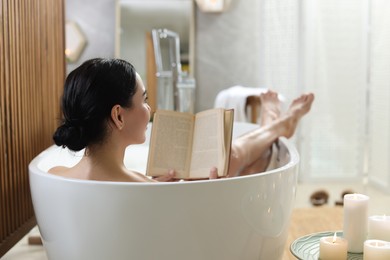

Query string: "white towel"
[214, 86, 269, 122]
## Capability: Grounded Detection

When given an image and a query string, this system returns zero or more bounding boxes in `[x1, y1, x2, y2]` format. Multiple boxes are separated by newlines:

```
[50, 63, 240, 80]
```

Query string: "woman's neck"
[77, 140, 129, 180]
[87, 140, 125, 165]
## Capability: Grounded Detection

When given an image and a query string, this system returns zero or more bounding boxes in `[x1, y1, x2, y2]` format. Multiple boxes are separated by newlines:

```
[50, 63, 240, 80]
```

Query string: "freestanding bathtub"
[29, 122, 299, 260]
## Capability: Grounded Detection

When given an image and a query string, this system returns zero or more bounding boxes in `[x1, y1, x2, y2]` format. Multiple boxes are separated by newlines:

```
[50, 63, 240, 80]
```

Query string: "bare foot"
[281, 93, 315, 138]
[259, 90, 281, 125]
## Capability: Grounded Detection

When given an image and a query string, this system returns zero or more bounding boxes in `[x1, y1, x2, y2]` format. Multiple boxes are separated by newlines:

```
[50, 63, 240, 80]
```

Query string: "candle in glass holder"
[368, 215, 390, 241]
[343, 193, 369, 253]
[363, 239, 390, 260]
[319, 233, 348, 260]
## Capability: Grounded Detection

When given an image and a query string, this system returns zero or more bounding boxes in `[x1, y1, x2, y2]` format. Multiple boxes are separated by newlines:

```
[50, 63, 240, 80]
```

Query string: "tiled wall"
[65, 0, 116, 74]
[195, 0, 263, 111]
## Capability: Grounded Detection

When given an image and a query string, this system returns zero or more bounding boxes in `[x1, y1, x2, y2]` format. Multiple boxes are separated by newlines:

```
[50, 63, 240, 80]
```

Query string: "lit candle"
[363, 240, 390, 260]
[368, 215, 390, 242]
[343, 193, 369, 253]
[319, 232, 348, 260]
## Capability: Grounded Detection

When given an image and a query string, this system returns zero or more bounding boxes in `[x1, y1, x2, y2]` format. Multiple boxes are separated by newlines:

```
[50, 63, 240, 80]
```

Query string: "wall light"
[195, 0, 230, 13]
[65, 21, 87, 63]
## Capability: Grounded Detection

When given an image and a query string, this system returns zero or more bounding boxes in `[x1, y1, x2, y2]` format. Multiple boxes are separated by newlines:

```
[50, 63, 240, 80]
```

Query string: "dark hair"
[53, 58, 137, 151]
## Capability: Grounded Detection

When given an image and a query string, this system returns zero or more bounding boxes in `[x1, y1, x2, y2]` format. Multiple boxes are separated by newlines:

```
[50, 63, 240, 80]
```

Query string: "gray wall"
[65, 0, 116, 73]
[195, 0, 262, 111]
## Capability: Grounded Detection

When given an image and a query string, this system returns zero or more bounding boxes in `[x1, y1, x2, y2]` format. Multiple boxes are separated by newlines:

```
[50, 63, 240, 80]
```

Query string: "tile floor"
[2, 182, 390, 260]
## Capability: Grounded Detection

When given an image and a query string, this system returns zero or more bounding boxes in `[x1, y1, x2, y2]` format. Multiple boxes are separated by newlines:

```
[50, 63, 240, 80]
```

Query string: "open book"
[146, 108, 234, 180]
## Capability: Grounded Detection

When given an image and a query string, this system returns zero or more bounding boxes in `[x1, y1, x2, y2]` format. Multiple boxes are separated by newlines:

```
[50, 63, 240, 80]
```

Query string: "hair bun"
[53, 123, 87, 151]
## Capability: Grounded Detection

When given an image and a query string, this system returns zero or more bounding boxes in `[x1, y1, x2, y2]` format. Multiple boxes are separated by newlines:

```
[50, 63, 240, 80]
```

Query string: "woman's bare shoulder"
[125, 170, 155, 182]
[47, 167, 155, 182]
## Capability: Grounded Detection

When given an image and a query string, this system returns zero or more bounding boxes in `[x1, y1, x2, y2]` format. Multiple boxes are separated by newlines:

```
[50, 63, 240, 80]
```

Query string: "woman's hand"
[153, 169, 176, 182]
[154, 167, 219, 182]
[209, 167, 219, 179]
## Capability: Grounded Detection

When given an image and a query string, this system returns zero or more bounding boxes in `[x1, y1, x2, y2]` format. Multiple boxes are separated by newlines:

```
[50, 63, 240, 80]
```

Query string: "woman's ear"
[111, 105, 124, 130]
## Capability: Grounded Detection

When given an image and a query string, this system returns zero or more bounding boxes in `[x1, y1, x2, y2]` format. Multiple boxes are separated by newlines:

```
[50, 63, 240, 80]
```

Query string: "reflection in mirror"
[152, 29, 181, 74]
[116, 0, 193, 114]
[116, 0, 192, 79]
[151, 29, 181, 111]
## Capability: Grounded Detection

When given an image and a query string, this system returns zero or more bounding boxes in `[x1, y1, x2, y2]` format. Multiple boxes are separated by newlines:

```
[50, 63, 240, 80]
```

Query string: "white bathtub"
[29, 122, 299, 260]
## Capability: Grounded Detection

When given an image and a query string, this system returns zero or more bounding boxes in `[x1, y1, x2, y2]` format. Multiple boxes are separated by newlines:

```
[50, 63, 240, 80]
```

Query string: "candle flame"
[332, 232, 337, 243]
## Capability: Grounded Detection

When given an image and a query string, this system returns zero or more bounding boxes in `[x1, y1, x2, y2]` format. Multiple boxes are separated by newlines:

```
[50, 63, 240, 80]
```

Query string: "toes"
[260, 90, 278, 100]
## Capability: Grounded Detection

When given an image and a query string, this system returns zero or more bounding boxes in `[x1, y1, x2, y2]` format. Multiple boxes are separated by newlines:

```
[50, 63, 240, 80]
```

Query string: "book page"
[146, 110, 194, 179]
[189, 109, 225, 178]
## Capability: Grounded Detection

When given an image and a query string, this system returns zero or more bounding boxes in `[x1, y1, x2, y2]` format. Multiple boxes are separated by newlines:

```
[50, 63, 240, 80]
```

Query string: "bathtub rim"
[29, 136, 299, 187]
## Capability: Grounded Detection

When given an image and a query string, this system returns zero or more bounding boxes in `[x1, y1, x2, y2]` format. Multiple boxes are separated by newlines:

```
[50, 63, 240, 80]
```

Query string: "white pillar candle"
[319, 233, 348, 260]
[368, 215, 390, 241]
[363, 239, 390, 260]
[343, 193, 369, 253]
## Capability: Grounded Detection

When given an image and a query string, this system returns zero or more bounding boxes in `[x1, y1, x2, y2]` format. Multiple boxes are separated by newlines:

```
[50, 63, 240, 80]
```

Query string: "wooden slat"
[0, 0, 6, 242]
[0, 0, 65, 256]
[8, 0, 13, 235]
[20, 0, 28, 223]
[4, 0, 12, 237]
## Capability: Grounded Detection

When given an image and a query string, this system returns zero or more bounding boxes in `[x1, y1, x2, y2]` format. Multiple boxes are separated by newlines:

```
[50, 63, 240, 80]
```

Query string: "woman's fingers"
[209, 167, 218, 179]
[155, 167, 219, 181]
[154, 169, 176, 182]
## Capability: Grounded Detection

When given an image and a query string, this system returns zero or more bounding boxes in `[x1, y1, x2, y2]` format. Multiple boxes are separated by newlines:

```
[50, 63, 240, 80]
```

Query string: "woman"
[50, 58, 314, 181]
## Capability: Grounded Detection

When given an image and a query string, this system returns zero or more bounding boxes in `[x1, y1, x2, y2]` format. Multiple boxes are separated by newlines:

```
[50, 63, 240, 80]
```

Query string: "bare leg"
[239, 91, 281, 175]
[227, 93, 314, 177]
[259, 90, 281, 126]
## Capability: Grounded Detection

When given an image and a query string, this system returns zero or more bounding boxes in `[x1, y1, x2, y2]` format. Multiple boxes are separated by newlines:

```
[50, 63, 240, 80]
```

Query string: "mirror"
[116, 0, 193, 80]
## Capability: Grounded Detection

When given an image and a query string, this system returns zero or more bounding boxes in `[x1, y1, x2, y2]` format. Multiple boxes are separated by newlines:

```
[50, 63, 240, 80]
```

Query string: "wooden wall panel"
[0, 0, 65, 256]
